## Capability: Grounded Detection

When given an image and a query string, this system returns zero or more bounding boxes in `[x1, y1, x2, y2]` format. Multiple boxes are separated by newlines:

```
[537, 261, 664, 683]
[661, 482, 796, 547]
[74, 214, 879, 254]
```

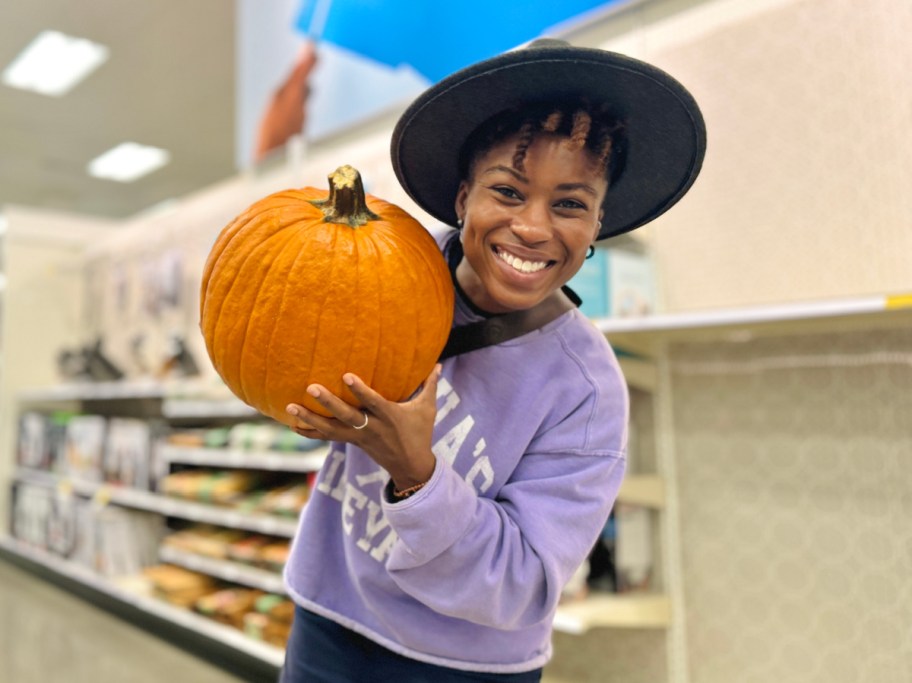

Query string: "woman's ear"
[594, 209, 605, 239]
[454, 181, 469, 224]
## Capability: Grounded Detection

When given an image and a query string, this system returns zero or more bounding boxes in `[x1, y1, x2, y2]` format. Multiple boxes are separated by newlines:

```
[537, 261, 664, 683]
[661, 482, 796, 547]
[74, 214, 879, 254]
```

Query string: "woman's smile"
[493, 245, 555, 275]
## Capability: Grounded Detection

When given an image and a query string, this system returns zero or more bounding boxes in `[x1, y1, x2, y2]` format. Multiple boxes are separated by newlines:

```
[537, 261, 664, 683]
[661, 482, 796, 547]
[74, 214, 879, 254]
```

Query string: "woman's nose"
[510, 202, 552, 244]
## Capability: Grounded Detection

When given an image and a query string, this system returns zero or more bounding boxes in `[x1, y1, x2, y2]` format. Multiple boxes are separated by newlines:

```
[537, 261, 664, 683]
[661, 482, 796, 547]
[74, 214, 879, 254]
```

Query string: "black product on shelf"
[83, 338, 124, 381]
[587, 510, 618, 593]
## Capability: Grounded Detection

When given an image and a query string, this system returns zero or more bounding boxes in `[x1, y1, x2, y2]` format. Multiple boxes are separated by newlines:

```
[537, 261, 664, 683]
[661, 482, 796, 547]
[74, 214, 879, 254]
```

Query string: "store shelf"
[159, 546, 286, 594]
[159, 444, 329, 472]
[15, 379, 262, 420]
[162, 397, 259, 419]
[0, 535, 285, 669]
[617, 475, 665, 509]
[17, 379, 167, 403]
[14, 468, 300, 537]
[553, 593, 671, 634]
[598, 293, 912, 354]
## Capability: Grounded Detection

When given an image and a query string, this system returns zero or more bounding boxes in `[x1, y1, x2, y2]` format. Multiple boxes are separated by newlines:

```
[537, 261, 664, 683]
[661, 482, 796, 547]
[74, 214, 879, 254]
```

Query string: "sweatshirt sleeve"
[381, 447, 626, 630]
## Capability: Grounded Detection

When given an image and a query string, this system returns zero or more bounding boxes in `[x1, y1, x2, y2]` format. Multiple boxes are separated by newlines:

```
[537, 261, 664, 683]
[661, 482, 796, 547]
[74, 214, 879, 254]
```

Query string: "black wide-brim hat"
[391, 39, 707, 240]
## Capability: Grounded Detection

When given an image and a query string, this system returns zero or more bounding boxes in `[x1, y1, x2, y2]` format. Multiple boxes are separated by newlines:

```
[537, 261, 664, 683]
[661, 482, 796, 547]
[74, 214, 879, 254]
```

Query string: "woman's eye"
[555, 198, 587, 210]
[493, 186, 521, 200]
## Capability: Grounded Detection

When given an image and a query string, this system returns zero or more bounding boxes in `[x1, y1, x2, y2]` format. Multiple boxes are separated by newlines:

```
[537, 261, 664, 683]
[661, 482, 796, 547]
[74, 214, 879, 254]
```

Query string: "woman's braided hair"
[458, 100, 626, 189]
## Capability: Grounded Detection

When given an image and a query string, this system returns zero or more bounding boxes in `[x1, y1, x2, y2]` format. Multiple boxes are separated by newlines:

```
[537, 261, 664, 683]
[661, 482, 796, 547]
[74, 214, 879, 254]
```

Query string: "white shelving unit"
[552, 345, 672, 635]
[18, 380, 168, 403]
[6, 379, 309, 678]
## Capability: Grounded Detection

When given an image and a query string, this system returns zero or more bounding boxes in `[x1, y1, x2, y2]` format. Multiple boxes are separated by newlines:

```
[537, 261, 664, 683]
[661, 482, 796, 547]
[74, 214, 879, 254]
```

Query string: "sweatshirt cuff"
[381, 459, 476, 568]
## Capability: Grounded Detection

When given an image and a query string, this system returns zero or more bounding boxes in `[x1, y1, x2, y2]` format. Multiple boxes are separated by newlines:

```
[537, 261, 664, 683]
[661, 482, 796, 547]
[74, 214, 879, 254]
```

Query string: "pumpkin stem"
[312, 165, 380, 228]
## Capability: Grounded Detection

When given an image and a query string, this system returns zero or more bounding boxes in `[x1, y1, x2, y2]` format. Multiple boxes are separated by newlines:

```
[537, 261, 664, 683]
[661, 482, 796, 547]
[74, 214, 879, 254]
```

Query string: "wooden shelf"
[617, 474, 665, 509]
[553, 593, 671, 634]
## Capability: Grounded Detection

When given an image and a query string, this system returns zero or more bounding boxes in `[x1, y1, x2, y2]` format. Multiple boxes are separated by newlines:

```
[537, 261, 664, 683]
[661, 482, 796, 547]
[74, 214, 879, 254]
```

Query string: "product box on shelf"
[93, 507, 167, 577]
[567, 246, 657, 320]
[46, 491, 79, 558]
[64, 415, 107, 482]
[104, 417, 154, 490]
[584, 502, 655, 595]
[614, 504, 654, 592]
[17, 412, 48, 469]
[11, 483, 53, 548]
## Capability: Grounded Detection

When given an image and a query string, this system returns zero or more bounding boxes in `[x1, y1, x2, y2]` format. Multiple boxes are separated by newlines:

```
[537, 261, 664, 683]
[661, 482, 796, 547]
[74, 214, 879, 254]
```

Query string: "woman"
[280, 39, 705, 681]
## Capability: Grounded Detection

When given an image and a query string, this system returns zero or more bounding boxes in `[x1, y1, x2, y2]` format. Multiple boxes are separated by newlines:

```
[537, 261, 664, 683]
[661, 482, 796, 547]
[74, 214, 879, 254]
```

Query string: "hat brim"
[391, 43, 706, 240]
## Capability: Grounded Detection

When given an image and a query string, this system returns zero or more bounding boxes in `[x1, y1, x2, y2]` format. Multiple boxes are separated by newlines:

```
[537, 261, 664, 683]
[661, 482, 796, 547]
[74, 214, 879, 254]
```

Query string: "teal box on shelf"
[569, 248, 611, 318]
[568, 247, 657, 319]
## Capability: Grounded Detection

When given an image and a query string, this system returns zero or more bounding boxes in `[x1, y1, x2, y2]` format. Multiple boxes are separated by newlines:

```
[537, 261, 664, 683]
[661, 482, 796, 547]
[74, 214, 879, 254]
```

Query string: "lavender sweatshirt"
[283, 227, 628, 673]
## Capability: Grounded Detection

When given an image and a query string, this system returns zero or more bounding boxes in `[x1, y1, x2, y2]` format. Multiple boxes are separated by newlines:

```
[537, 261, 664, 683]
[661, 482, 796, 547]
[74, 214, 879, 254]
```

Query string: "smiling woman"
[452, 102, 618, 314]
[278, 38, 706, 682]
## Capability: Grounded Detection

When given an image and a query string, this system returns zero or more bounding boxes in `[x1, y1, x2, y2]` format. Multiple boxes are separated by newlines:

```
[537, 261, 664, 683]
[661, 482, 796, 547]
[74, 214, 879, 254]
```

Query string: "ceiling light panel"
[2, 30, 109, 97]
[87, 143, 171, 183]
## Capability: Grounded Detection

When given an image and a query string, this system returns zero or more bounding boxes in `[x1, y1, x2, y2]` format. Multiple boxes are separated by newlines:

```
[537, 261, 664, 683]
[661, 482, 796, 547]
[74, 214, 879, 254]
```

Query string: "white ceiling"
[0, 0, 237, 219]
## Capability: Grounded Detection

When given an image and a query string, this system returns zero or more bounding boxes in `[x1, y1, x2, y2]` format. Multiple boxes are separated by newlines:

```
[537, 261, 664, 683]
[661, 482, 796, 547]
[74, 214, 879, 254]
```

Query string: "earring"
[586, 245, 595, 260]
[457, 218, 464, 227]
[597, 220, 602, 232]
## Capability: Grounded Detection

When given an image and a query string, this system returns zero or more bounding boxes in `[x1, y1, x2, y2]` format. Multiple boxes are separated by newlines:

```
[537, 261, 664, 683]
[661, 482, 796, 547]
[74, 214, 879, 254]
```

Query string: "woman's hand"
[285, 364, 441, 491]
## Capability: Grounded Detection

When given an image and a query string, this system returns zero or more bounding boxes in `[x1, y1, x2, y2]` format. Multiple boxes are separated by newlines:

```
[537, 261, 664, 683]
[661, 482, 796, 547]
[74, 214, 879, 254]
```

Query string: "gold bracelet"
[392, 481, 427, 499]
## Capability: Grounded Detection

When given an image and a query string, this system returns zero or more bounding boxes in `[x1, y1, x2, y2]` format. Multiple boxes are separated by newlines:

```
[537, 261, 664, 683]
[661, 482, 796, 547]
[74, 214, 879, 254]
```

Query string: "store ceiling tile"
[0, 0, 236, 220]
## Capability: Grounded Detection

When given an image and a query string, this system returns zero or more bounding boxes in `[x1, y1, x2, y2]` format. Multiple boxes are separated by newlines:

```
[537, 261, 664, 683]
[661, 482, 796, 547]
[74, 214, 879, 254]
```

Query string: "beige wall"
[599, 0, 912, 312]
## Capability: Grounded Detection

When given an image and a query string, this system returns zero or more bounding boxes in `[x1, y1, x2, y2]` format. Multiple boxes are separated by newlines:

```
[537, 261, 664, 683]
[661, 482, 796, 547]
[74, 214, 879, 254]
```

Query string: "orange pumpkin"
[200, 165, 454, 427]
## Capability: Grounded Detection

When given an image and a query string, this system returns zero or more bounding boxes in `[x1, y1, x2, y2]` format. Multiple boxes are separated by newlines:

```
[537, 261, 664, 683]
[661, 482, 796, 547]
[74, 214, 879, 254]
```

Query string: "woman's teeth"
[496, 248, 549, 273]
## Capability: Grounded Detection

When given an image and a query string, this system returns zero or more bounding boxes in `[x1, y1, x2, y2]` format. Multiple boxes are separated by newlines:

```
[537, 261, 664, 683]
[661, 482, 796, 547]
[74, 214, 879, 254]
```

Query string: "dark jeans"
[279, 606, 543, 683]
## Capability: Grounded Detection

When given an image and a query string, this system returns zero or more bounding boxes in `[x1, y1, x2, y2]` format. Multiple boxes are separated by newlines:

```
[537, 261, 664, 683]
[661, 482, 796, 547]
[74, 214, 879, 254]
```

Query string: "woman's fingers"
[418, 364, 442, 406]
[285, 401, 337, 434]
[342, 373, 385, 414]
[308, 383, 369, 429]
[286, 366, 441, 439]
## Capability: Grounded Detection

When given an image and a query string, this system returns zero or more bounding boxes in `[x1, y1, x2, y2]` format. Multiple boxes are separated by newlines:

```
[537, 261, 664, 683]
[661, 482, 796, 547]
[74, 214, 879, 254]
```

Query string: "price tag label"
[92, 486, 112, 509]
[56, 479, 74, 500]
[886, 293, 912, 310]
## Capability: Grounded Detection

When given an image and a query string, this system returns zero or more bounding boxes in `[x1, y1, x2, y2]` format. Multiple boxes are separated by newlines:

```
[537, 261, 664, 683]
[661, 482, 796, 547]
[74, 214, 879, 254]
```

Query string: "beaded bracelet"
[392, 481, 427, 499]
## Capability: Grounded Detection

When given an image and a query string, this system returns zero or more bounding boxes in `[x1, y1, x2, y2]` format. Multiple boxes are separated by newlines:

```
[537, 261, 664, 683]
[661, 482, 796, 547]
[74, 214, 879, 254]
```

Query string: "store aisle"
[0, 559, 248, 683]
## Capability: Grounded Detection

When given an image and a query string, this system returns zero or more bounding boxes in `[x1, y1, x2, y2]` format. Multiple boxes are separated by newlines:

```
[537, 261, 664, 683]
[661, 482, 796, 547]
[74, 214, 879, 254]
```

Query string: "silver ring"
[352, 411, 369, 430]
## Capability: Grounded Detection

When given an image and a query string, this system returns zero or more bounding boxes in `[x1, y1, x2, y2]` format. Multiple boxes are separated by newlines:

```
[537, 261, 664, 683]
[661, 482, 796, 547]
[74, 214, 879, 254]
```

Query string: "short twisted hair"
[458, 100, 626, 188]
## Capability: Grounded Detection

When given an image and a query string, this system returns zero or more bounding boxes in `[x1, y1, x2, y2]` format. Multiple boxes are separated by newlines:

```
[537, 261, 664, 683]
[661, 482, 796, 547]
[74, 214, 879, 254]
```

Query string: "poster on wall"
[236, 0, 627, 169]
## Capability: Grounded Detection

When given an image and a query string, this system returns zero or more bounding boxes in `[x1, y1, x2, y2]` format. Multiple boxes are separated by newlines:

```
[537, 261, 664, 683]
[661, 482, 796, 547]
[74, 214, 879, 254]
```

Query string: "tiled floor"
[0, 558, 247, 683]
